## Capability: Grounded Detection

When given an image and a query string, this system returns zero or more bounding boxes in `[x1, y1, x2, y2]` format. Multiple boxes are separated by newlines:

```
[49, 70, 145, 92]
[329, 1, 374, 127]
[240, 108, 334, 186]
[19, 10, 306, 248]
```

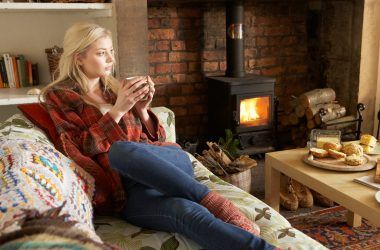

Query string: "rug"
[286, 206, 380, 249]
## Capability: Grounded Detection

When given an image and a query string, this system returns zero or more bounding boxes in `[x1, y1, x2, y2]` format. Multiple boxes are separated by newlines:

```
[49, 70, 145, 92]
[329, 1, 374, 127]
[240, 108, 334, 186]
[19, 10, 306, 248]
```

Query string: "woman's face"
[77, 36, 115, 79]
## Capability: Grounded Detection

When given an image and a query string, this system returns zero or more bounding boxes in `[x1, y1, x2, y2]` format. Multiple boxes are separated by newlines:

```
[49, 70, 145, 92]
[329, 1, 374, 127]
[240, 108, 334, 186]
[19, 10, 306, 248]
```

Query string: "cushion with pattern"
[0, 139, 98, 242]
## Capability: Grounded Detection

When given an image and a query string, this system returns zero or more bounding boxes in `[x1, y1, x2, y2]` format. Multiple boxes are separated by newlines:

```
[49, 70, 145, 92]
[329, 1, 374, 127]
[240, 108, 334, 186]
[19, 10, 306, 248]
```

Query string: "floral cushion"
[0, 139, 98, 242]
[0, 114, 53, 146]
[151, 107, 176, 143]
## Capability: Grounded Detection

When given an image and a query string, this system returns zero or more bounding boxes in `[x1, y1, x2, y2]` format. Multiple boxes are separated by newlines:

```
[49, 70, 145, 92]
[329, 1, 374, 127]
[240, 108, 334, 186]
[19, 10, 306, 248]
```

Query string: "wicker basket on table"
[45, 46, 63, 81]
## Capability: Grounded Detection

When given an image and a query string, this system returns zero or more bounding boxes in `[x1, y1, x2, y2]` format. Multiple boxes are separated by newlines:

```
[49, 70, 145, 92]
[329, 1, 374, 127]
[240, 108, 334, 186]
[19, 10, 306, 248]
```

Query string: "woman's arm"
[45, 88, 128, 157]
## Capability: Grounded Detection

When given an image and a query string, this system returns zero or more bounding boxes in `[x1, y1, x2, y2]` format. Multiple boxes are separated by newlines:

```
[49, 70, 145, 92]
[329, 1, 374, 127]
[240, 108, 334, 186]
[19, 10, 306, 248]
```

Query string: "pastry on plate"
[341, 143, 363, 156]
[360, 134, 377, 148]
[345, 155, 365, 166]
[310, 148, 328, 158]
[327, 149, 346, 159]
[362, 145, 374, 154]
[323, 142, 342, 151]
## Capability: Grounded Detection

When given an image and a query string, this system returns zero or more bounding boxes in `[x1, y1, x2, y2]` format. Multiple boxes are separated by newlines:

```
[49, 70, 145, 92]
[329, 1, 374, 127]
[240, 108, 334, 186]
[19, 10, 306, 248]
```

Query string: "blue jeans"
[109, 141, 276, 250]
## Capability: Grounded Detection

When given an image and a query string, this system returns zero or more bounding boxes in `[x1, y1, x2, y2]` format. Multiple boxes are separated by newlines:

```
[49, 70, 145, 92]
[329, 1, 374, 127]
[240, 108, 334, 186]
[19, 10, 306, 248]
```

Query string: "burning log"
[298, 88, 336, 108]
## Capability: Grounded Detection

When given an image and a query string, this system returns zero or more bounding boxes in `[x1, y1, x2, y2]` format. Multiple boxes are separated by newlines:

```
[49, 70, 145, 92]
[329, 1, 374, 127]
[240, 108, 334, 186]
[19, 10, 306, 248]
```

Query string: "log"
[284, 97, 298, 114]
[280, 115, 290, 126]
[295, 104, 306, 118]
[305, 103, 340, 120]
[322, 115, 357, 130]
[299, 88, 336, 108]
[306, 119, 316, 129]
[289, 113, 299, 125]
[314, 115, 321, 126]
[315, 106, 346, 124]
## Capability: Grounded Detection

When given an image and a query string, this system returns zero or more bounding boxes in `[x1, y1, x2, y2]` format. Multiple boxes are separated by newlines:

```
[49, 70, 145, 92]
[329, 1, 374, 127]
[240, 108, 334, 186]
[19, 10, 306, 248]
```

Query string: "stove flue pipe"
[226, 0, 245, 78]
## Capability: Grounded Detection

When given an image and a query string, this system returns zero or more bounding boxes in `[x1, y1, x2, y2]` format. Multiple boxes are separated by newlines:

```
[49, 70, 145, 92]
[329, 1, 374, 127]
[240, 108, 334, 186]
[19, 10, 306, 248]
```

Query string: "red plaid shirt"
[44, 80, 174, 214]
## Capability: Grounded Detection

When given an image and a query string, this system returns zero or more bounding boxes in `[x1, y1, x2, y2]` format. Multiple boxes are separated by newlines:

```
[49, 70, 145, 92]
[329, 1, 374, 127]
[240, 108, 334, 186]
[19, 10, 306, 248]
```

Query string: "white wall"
[358, 0, 380, 135]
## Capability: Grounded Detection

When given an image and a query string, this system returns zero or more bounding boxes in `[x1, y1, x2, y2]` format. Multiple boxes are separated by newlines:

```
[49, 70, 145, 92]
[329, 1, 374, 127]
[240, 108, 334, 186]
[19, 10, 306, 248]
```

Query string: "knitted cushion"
[0, 139, 97, 242]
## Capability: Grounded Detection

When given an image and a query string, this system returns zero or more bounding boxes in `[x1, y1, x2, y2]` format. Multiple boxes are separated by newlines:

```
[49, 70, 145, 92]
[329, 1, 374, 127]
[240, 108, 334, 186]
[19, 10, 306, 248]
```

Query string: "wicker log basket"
[222, 168, 252, 193]
[45, 46, 63, 81]
[196, 141, 257, 193]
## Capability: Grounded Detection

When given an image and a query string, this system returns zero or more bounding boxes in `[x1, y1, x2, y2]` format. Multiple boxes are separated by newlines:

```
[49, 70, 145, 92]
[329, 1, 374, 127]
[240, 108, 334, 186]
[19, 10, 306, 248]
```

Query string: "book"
[353, 175, 380, 190]
[26, 60, 33, 86]
[0, 58, 8, 87]
[16, 55, 28, 87]
[3, 53, 15, 88]
[31, 63, 39, 86]
[12, 56, 21, 88]
[0, 65, 3, 88]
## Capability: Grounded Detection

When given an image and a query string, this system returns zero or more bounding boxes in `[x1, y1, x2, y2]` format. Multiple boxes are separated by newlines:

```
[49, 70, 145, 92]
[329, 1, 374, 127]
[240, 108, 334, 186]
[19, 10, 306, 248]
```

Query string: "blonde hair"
[40, 22, 119, 101]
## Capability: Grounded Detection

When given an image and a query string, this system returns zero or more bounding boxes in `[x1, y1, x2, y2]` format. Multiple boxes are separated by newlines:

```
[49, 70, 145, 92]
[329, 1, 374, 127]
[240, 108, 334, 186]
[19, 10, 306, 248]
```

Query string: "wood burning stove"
[207, 75, 276, 154]
[206, 0, 276, 154]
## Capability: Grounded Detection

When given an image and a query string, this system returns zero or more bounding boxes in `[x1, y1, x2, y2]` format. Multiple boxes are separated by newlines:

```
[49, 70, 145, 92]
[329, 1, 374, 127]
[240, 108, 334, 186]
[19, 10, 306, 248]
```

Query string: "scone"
[362, 145, 374, 154]
[360, 134, 377, 148]
[341, 143, 363, 156]
[327, 149, 346, 159]
[323, 142, 342, 151]
[345, 155, 365, 166]
[310, 148, 328, 158]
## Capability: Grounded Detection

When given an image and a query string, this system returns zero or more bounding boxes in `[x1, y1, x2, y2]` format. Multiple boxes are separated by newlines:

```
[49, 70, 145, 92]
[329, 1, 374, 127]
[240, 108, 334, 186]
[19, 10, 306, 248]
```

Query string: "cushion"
[151, 107, 176, 143]
[0, 139, 98, 242]
[17, 103, 59, 145]
[0, 114, 52, 146]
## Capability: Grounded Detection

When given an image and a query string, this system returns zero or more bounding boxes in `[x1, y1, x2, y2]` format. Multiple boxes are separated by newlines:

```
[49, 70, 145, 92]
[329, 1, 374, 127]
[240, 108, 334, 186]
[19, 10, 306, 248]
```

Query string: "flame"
[240, 98, 260, 122]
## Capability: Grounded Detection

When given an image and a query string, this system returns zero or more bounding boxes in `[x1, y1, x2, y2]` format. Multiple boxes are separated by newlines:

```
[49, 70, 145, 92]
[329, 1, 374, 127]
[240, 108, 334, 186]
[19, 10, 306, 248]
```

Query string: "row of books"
[0, 53, 39, 88]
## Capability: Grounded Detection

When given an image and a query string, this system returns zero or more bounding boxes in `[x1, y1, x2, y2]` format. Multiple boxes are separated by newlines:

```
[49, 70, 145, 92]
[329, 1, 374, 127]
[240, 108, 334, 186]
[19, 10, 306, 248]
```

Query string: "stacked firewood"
[280, 88, 353, 147]
[195, 142, 257, 176]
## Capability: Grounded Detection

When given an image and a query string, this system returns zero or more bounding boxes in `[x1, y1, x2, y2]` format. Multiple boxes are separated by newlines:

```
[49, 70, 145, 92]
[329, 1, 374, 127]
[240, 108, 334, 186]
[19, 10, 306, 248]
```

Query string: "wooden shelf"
[0, 2, 112, 16]
[0, 86, 44, 105]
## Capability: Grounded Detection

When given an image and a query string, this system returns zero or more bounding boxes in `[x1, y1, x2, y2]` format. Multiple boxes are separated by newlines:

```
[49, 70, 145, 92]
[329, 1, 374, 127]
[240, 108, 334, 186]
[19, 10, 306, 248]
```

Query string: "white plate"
[376, 191, 380, 203]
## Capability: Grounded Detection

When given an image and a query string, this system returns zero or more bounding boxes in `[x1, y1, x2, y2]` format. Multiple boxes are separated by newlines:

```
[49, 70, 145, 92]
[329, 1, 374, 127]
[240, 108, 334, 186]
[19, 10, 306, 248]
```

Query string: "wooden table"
[265, 148, 380, 227]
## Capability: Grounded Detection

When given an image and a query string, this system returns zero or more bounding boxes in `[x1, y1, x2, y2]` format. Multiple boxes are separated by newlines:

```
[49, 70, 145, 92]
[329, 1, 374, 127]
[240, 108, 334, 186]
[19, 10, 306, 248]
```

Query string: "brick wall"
[148, 1, 317, 140]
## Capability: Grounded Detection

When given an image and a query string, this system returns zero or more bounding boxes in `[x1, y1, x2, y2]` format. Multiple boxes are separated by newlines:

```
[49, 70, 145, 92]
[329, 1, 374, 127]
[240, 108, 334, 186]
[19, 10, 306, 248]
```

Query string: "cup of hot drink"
[126, 76, 150, 101]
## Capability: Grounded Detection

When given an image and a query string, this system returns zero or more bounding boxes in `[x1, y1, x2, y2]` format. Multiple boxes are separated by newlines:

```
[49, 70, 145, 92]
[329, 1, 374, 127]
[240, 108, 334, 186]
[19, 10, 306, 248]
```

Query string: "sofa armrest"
[151, 107, 176, 143]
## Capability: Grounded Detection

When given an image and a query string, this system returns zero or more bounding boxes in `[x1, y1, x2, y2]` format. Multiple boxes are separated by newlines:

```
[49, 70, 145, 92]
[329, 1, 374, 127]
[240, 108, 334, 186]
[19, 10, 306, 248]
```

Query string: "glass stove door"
[239, 95, 270, 127]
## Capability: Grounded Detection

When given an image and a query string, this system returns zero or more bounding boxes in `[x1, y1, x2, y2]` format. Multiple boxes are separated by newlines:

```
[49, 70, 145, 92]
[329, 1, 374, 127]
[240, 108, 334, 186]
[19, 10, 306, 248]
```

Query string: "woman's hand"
[108, 76, 150, 123]
[134, 76, 155, 113]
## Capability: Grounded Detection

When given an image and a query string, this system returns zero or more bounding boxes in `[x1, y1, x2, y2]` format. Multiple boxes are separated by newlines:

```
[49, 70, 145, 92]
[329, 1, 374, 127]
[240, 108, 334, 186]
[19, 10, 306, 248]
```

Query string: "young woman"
[41, 22, 278, 250]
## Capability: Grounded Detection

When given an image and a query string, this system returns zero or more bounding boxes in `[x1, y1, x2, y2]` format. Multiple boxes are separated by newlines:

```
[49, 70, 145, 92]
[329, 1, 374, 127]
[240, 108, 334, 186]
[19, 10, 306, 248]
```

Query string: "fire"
[239, 96, 270, 127]
[240, 99, 260, 122]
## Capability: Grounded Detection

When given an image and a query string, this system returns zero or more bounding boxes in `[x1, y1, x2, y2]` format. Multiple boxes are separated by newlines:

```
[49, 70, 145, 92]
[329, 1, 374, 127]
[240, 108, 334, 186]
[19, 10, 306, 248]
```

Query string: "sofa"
[0, 107, 326, 250]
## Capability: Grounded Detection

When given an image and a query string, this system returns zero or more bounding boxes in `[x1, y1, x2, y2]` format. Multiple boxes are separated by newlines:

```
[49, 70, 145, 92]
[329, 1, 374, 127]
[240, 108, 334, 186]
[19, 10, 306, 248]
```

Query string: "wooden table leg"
[347, 210, 362, 227]
[265, 157, 281, 211]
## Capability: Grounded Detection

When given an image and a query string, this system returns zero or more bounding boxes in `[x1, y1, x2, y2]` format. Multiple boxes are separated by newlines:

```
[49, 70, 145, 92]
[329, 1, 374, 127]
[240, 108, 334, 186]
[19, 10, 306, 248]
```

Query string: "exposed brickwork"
[148, 1, 314, 140]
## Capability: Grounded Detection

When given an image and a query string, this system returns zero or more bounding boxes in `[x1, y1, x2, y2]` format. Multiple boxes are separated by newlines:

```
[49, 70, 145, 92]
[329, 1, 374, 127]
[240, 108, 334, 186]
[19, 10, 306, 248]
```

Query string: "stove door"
[235, 93, 273, 133]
